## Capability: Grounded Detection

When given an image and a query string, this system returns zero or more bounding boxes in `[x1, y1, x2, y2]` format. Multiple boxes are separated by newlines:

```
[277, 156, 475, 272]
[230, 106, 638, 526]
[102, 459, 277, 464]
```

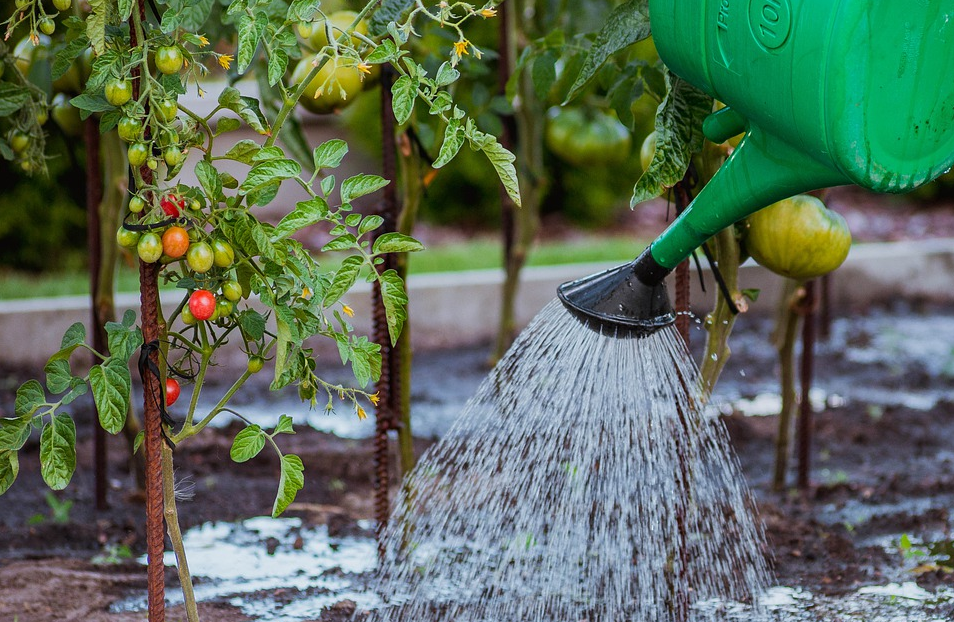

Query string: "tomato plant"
[545, 107, 632, 168]
[0, 0, 521, 616]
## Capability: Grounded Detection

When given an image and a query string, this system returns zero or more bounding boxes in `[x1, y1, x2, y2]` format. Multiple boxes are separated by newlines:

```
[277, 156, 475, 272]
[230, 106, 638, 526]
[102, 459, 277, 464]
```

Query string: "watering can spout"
[557, 124, 847, 336]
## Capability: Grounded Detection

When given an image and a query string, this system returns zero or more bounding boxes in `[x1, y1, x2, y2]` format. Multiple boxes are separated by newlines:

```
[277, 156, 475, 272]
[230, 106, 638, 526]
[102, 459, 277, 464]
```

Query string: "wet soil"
[2, 303, 954, 620]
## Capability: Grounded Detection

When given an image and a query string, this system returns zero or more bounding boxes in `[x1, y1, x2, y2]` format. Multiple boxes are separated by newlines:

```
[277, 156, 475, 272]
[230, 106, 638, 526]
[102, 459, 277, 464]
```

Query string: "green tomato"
[289, 57, 363, 115]
[38, 18, 55, 36]
[154, 98, 178, 123]
[117, 116, 143, 142]
[155, 46, 184, 75]
[157, 129, 179, 148]
[14, 0, 30, 10]
[128, 195, 146, 214]
[9, 131, 29, 154]
[116, 226, 141, 248]
[163, 145, 183, 168]
[545, 107, 632, 168]
[52, 0, 71, 10]
[222, 280, 243, 302]
[186, 241, 214, 273]
[639, 131, 657, 171]
[127, 142, 149, 168]
[137, 232, 163, 263]
[51, 93, 82, 137]
[307, 10, 368, 50]
[743, 195, 852, 281]
[211, 239, 234, 268]
[147, 157, 159, 170]
[181, 306, 197, 326]
[105, 79, 133, 106]
[35, 106, 47, 126]
[296, 21, 315, 40]
[247, 356, 265, 374]
[216, 299, 234, 318]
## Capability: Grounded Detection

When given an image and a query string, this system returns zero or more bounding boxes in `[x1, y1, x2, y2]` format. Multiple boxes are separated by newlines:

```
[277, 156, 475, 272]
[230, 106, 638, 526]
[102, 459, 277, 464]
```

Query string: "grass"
[0, 236, 646, 300]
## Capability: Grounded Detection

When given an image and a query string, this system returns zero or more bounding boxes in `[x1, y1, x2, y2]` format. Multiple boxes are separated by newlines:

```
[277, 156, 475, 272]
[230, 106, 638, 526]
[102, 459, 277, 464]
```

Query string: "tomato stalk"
[161, 442, 199, 622]
[773, 279, 807, 491]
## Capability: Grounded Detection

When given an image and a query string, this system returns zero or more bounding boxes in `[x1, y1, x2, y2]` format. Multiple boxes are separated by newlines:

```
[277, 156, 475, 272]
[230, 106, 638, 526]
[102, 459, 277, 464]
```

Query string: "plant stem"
[698, 226, 743, 397]
[773, 280, 803, 492]
[161, 442, 200, 622]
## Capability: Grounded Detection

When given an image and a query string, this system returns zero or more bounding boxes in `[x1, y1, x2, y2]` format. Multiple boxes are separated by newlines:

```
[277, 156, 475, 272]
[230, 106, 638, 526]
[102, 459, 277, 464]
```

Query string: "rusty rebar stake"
[371, 65, 401, 554]
[673, 174, 695, 348]
[129, 5, 165, 618]
[797, 280, 816, 491]
[85, 116, 108, 511]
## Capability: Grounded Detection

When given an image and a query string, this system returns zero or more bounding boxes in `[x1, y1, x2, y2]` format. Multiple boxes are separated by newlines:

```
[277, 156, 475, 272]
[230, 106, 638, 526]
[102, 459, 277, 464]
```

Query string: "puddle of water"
[110, 516, 382, 621]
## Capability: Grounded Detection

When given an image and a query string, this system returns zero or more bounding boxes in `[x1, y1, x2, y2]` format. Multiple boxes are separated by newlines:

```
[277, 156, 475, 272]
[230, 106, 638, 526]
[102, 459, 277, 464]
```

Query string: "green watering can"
[559, 0, 954, 335]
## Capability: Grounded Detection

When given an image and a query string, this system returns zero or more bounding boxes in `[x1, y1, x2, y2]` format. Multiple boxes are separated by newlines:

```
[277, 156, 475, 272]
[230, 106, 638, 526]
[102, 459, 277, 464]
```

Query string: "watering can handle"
[645, 124, 849, 273]
[703, 107, 747, 145]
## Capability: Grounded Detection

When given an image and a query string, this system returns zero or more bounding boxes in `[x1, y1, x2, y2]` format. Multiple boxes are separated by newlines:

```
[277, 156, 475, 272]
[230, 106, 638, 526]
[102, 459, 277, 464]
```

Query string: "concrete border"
[1, 238, 952, 369]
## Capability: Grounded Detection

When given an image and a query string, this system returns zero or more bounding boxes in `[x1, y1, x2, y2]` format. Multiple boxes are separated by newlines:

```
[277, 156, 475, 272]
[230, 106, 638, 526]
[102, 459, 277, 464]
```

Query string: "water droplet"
[710, 352, 719, 361]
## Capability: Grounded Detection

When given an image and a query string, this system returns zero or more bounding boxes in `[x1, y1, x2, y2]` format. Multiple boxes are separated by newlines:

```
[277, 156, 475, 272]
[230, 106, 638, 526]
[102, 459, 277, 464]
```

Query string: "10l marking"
[749, 0, 792, 50]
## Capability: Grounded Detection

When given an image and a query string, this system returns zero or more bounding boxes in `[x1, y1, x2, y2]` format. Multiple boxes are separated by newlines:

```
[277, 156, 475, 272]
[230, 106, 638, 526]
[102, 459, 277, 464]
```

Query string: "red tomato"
[188, 289, 216, 321]
[165, 377, 181, 407]
[160, 193, 186, 217]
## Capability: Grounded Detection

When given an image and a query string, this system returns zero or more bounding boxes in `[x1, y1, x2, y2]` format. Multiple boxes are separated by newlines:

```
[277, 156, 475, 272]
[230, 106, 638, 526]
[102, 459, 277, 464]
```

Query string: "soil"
[2, 189, 954, 620]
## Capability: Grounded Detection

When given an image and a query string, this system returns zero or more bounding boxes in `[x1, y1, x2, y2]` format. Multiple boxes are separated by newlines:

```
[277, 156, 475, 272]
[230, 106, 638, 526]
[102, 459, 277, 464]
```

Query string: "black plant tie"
[700, 242, 741, 316]
[138, 340, 176, 449]
[123, 213, 183, 232]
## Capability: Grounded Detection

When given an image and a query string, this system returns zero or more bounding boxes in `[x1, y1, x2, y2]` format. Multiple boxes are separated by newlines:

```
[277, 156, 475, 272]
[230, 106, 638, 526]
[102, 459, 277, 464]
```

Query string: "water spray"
[560, 0, 954, 333]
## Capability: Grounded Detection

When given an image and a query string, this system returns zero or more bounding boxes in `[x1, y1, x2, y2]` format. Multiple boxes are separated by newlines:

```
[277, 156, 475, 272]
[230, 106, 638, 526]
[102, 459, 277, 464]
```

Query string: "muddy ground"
[2, 300, 954, 621]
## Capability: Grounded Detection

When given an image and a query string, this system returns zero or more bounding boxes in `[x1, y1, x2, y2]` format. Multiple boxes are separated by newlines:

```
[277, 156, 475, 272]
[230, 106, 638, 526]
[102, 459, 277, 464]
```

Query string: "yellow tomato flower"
[218, 54, 233, 70]
[342, 304, 354, 317]
[479, 7, 497, 18]
[197, 35, 210, 46]
[368, 392, 380, 406]
[453, 40, 470, 57]
[357, 63, 372, 75]
[357, 406, 367, 420]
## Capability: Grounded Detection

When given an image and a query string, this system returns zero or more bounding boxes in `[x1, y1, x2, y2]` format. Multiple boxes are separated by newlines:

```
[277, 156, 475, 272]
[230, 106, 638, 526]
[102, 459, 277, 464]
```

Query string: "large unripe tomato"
[137, 232, 163, 263]
[117, 116, 143, 142]
[307, 10, 368, 50]
[127, 142, 149, 167]
[116, 227, 141, 248]
[155, 46, 184, 75]
[163, 145, 184, 168]
[50, 93, 82, 136]
[289, 57, 363, 115]
[165, 378, 181, 407]
[161, 225, 190, 258]
[545, 107, 632, 168]
[186, 242, 214, 273]
[188, 289, 216, 321]
[128, 195, 146, 214]
[639, 131, 656, 171]
[105, 79, 133, 106]
[52, 0, 71, 10]
[743, 195, 852, 281]
[155, 98, 178, 123]
[222, 280, 243, 302]
[38, 18, 55, 36]
[211, 239, 234, 268]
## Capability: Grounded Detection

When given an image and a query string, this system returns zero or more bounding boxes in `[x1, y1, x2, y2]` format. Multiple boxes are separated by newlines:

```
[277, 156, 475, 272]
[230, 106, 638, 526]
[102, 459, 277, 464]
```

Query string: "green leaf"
[434, 61, 460, 87]
[340, 174, 389, 203]
[272, 453, 305, 517]
[321, 234, 358, 252]
[0, 84, 30, 118]
[631, 73, 712, 206]
[272, 197, 330, 239]
[44, 359, 73, 394]
[377, 269, 408, 345]
[241, 158, 302, 194]
[105, 318, 144, 362]
[320, 174, 336, 197]
[365, 39, 399, 64]
[252, 146, 284, 162]
[359, 215, 384, 236]
[324, 256, 363, 306]
[372, 232, 424, 254]
[741, 288, 761, 302]
[273, 414, 295, 435]
[219, 89, 270, 135]
[60, 379, 88, 406]
[48, 322, 86, 363]
[238, 310, 267, 341]
[267, 49, 289, 87]
[313, 139, 348, 170]
[478, 137, 522, 207]
[133, 430, 144, 454]
[391, 75, 417, 126]
[271, 306, 298, 388]
[287, 0, 320, 20]
[369, 0, 414, 36]
[52, 35, 90, 83]
[531, 50, 558, 101]
[195, 159, 224, 203]
[433, 118, 464, 168]
[0, 450, 18, 495]
[40, 414, 76, 490]
[86, 0, 107, 55]
[230, 425, 266, 462]
[223, 138, 261, 164]
[0, 417, 32, 452]
[566, 0, 651, 103]
[15, 380, 45, 418]
[161, 0, 214, 32]
[69, 94, 113, 120]
[237, 12, 268, 74]
[89, 358, 130, 435]
[215, 117, 242, 136]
